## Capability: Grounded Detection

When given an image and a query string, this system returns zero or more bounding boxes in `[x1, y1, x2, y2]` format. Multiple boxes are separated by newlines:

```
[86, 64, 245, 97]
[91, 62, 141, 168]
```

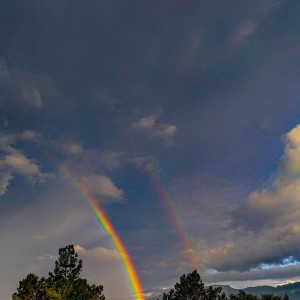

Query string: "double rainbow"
[60, 165, 144, 300]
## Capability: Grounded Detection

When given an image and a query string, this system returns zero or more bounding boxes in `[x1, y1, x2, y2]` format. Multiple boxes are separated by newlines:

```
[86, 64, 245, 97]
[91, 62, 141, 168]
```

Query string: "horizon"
[2, 1, 300, 299]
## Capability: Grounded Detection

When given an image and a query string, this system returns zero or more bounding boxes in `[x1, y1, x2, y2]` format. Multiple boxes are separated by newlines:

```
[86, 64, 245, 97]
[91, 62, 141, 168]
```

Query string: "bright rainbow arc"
[60, 165, 144, 300]
[143, 162, 202, 271]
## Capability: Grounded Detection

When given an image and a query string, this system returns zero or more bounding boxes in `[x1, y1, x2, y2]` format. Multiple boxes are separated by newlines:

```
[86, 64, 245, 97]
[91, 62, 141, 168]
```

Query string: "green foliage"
[229, 290, 258, 300]
[50, 244, 83, 282]
[161, 270, 226, 300]
[12, 273, 48, 300]
[260, 294, 289, 300]
[159, 270, 290, 300]
[229, 290, 290, 300]
[13, 245, 105, 300]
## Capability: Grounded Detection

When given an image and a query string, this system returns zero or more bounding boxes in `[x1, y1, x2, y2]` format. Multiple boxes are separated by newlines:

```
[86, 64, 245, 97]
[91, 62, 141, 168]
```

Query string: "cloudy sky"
[2, 0, 300, 299]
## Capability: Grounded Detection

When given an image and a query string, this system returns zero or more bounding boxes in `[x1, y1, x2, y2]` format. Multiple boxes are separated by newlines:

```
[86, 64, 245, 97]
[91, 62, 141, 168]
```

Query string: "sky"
[1, 0, 300, 299]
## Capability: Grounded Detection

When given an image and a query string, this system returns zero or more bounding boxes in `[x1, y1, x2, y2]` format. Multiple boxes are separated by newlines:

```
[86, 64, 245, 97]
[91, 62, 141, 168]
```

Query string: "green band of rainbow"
[60, 165, 144, 300]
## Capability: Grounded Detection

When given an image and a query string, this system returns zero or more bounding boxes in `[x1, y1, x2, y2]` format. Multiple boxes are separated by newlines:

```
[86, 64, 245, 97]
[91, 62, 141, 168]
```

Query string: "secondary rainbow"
[60, 165, 144, 300]
[143, 161, 202, 271]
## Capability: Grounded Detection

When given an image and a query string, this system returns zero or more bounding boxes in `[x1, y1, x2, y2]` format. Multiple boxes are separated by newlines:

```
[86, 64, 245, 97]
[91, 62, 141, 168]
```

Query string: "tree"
[12, 273, 48, 300]
[260, 295, 289, 300]
[49, 244, 83, 282]
[13, 245, 105, 300]
[229, 291, 258, 300]
[161, 270, 226, 300]
[159, 270, 291, 300]
[229, 292, 290, 300]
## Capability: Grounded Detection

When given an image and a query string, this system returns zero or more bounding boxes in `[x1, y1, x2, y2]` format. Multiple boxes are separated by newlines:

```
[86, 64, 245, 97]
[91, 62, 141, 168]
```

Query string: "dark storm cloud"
[0, 0, 288, 101]
[1, 0, 297, 147]
[0, 55, 72, 135]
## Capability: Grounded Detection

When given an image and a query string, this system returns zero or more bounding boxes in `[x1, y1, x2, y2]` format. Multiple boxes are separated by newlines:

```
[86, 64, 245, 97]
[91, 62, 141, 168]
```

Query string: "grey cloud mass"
[202, 125, 300, 271]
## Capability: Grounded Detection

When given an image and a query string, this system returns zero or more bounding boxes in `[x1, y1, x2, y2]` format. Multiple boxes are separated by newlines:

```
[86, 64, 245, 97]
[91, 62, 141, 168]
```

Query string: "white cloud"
[61, 141, 84, 156]
[21, 130, 42, 142]
[132, 114, 157, 130]
[202, 124, 300, 271]
[2, 153, 40, 175]
[280, 125, 300, 179]
[80, 174, 124, 201]
[0, 173, 13, 196]
[155, 124, 177, 144]
[100, 151, 124, 170]
[21, 86, 43, 108]
[0, 131, 48, 197]
[74, 245, 121, 263]
[226, 2, 284, 52]
[132, 113, 177, 145]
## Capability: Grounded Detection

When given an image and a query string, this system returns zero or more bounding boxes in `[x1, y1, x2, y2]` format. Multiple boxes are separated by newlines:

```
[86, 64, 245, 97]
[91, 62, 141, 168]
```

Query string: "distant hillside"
[243, 282, 300, 299]
[148, 282, 300, 300]
[212, 284, 276, 297]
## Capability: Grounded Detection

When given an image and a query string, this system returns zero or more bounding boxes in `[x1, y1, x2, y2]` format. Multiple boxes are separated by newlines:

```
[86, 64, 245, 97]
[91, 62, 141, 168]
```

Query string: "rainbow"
[143, 161, 202, 271]
[60, 165, 144, 300]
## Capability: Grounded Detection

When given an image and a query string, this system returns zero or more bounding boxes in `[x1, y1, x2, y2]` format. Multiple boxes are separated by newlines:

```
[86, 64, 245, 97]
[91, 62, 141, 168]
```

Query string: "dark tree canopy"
[13, 245, 105, 300]
[229, 290, 258, 300]
[160, 270, 290, 300]
[12, 273, 48, 300]
[50, 244, 83, 282]
[161, 270, 226, 300]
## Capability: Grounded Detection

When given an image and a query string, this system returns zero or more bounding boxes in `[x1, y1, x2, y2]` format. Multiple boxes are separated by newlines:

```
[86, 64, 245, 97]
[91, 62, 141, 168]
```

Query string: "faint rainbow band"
[143, 161, 202, 271]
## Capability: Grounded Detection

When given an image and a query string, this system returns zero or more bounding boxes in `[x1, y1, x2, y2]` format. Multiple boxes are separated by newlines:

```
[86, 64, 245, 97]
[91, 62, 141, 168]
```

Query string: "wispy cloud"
[0, 173, 13, 196]
[132, 113, 177, 145]
[225, 1, 284, 53]
[21, 86, 43, 108]
[74, 245, 121, 263]
[207, 263, 300, 285]
[80, 174, 124, 201]
[228, 20, 257, 49]
[0, 131, 49, 197]
[132, 114, 158, 130]
[36, 254, 56, 261]
[0, 57, 43, 108]
[61, 141, 84, 156]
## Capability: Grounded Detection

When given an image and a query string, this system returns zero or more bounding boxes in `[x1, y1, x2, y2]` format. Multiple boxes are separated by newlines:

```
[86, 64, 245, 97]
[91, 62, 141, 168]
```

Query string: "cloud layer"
[0, 131, 47, 196]
[202, 124, 300, 271]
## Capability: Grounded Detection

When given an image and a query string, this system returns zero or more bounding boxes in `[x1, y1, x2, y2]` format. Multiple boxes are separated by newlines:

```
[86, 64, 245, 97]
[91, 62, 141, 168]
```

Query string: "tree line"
[160, 270, 290, 300]
[13, 245, 290, 300]
[13, 245, 104, 300]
